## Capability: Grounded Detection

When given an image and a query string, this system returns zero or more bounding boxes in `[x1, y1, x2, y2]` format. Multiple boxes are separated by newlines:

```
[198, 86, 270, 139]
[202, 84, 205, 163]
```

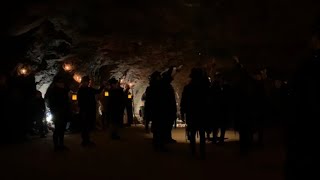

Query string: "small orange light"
[72, 94, 77, 101]
[20, 68, 27, 75]
[73, 74, 82, 83]
[128, 94, 132, 99]
[104, 91, 109, 96]
[63, 63, 73, 72]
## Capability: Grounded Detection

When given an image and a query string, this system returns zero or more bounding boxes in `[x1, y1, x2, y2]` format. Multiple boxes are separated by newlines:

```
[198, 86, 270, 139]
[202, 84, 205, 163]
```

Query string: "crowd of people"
[1, 27, 320, 180]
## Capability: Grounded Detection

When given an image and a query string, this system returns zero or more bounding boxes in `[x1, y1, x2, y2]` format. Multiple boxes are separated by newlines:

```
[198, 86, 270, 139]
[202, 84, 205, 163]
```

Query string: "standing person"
[108, 78, 125, 140]
[161, 68, 178, 143]
[180, 68, 210, 159]
[141, 91, 150, 133]
[124, 84, 133, 127]
[285, 28, 320, 180]
[32, 90, 46, 138]
[209, 73, 227, 144]
[77, 76, 104, 147]
[102, 82, 111, 129]
[145, 71, 167, 151]
[45, 76, 71, 151]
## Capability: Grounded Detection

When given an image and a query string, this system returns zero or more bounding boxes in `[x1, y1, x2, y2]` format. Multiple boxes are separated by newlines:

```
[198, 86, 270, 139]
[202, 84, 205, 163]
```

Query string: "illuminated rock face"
[2, 0, 320, 112]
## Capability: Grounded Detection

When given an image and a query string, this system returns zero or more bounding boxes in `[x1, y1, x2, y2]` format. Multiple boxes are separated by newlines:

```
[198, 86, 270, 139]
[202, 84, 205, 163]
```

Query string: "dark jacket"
[180, 80, 210, 129]
[78, 86, 103, 112]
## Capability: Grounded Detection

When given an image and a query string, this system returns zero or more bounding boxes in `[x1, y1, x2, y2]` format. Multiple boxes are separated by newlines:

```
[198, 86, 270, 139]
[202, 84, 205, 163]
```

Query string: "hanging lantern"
[17, 64, 31, 76]
[63, 62, 73, 72]
[73, 73, 82, 83]
[20, 68, 28, 75]
[104, 91, 109, 97]
[72, 94, 77, 101]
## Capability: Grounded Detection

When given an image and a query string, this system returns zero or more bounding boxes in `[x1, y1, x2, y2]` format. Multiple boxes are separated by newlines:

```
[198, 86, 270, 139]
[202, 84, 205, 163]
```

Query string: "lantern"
[128, 94, 132, 99]
[17, 64, 31, 76]
[63, 63, 73, 72]
[72, 94, 77, 101]
[73, 73, 82, 83]
[104, 91, 109, 97]
[20, 68, 28, 75]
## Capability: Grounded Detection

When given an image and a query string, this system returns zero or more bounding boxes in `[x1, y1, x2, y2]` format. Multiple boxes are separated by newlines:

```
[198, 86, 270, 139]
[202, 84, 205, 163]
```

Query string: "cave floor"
[0, 126, 285, 180]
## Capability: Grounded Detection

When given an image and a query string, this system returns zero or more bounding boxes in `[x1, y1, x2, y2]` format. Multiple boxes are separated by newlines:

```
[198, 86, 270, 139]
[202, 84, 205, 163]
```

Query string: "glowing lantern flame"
[104, 91, 109, 96]
[73, 74, 82, 83]
[20, 68, 27, 75]
[72, 94, 77, 101]
[63, 63, 73, 72]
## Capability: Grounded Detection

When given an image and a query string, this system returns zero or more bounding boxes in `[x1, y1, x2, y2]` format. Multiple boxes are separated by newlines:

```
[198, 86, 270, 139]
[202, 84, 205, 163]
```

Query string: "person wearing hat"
[77, 75, 104, 146]
[107, 77, 125, 140]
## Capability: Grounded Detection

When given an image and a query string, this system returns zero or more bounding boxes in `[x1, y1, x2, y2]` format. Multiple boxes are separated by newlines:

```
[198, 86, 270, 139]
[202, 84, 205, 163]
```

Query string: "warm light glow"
[20, 68, 27, 75]
[129, 83, 134, 88]
[128, 94, 132, 99]
[120, 79, 125, 84]
[63, 63, 73, 72]
[72, 94, 77, 101]
[73, 74, 82, 83]
[104, 91, 109, 96]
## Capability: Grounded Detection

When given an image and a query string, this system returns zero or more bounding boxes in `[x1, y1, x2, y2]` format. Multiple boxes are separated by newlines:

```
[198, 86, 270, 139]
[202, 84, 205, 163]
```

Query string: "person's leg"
[199, 129, 206, 159]
[80, 112, 90, 145]
[53, 125, 59, 150]
[126, 105, 133, 126]
[219, 126, 226, 144]
[189, 129, 197, 156]
[58, 121, 67, 147]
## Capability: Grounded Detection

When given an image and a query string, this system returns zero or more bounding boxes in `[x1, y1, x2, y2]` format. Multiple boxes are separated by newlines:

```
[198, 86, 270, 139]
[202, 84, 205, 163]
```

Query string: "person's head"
[53, 75, 65, 88]
[108, 78, 118, 89]
[149, 71, 161, 84]
[162, 67, 174, 84]
[125, 83, 130, 90]
[189, 68, 203, 81]
[35, 90, 42, 98]
[81, 76, 91, 87]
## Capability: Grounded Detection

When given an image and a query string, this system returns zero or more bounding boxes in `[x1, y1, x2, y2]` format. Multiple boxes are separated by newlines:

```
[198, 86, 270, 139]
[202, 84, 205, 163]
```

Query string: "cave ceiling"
[2, 0, 320, 99]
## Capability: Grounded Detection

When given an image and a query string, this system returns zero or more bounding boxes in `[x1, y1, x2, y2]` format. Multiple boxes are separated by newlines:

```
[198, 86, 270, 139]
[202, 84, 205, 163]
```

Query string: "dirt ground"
[0, 126, 285, 180]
